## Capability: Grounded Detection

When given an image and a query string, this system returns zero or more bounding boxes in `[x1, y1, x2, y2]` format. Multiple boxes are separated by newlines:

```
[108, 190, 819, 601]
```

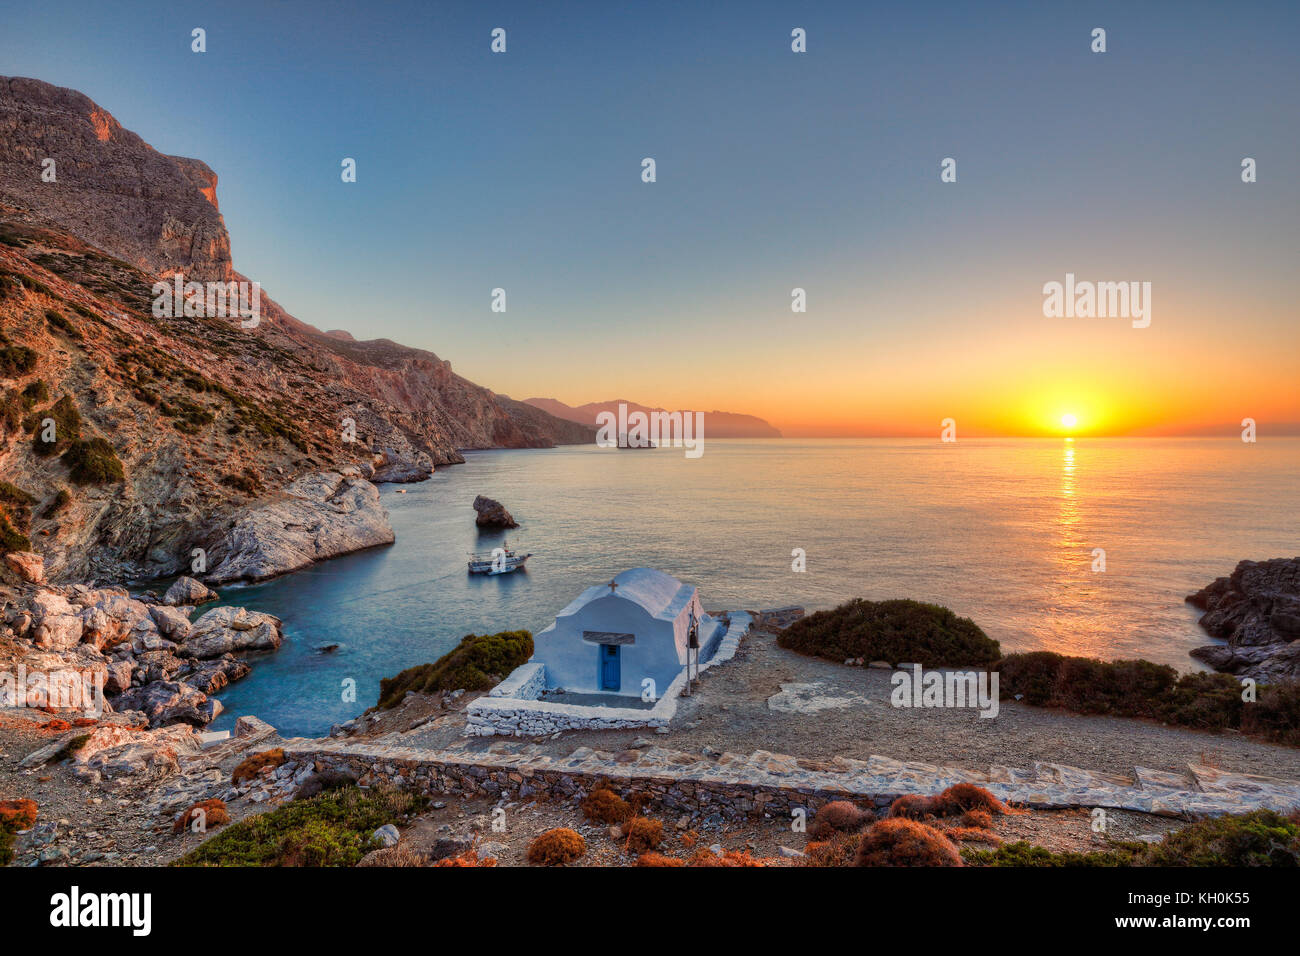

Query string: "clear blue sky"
[2, 0, 1296, 434]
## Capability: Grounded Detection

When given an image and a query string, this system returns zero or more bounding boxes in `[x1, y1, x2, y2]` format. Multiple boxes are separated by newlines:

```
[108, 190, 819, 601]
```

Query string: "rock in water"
[1188, 557, 1300, 681]
[473, 495, 518, 529]
[205, 472, 395, 583]
[163, 576, 218, 607]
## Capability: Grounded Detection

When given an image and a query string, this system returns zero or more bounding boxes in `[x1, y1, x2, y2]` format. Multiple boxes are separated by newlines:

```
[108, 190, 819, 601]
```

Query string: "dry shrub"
[231, 748, 286, 784]
[173, 798, 231, 834]
[581, 786, 632, 824]
[960, 808, 994, 829]
[809, 800, 873, 840]
[434, 848, 497, 867]
[854, 818, 963, 867]
[635, 851, 684, 867]
[359, 843, 429, 867]
[43, 719, 71, 731]
[932, 783, 1008, 817]
[678, 829, 699, 849]
[0, 799, 38, 830]
[527, 827, 586, 866]
[802, 830, 863, 867]
[943, 826, 1002, 845]
[625, 816, 664, 854]
[688, 848, 768, 867]
[888, 794, 936, 820]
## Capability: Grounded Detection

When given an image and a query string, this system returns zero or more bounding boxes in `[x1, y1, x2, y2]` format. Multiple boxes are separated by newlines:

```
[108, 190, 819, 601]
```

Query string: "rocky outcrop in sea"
[473, 495, 518, 529]
[1188, 557, 1300, 681]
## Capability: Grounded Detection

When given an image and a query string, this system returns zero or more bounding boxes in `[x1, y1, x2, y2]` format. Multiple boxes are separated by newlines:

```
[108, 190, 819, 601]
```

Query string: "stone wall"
[488, 661, 546, 700]
[277, 732, 1300, 822]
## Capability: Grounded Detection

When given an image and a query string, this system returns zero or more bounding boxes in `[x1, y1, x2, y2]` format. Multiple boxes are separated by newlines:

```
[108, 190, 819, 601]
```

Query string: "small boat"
[468, 541, 531, 575]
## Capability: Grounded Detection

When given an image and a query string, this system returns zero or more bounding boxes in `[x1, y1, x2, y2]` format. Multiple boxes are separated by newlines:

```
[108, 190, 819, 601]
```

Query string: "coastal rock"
[473, 495, 518, 529]
[111, 680, 213, 729]
[179, 606, 283, 659]
[205, 472, 395, 584]
[148, 604, 192, 641]
[132, 649, 185, 683]
[103, 659, 135, 695]
[1188, 557, 1300, 680]
[184, 656, 251, 694]
[72, 724, 201, 782]
[29, 591, 83, 651]
[3, 551, 45, 585]
[163, 577, 217, 607]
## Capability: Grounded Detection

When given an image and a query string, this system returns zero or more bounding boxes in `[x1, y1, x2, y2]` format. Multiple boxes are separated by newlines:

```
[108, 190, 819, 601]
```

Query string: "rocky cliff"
[0, 76, 592, 584]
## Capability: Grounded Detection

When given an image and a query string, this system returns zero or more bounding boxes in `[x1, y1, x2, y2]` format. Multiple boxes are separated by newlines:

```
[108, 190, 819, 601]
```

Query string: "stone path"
[281, 733, 1300, 819]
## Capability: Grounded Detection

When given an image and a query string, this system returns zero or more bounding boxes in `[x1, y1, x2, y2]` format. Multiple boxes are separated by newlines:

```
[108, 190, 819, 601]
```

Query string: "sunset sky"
[2, 0, 1296, 436]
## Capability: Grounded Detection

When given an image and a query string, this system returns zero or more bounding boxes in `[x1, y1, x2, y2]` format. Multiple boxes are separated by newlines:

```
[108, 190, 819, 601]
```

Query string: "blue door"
[600, 644, 621, 691]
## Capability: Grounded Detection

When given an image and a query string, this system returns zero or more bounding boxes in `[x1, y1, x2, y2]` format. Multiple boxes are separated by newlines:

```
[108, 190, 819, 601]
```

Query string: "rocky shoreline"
[1, 566, 282, 735]
[1188, 557, 1300, 681]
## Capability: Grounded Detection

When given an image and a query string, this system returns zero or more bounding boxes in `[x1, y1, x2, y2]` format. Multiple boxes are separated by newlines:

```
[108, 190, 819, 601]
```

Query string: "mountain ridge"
[524, 396, 782, 438]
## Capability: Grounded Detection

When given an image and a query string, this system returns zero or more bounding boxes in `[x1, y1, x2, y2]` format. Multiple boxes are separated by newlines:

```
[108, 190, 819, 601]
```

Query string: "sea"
[203, 437, 1300, 737]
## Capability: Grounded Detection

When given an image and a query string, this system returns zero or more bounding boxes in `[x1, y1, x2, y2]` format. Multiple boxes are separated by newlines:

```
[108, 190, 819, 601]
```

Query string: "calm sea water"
[206, 438, 1299, 737]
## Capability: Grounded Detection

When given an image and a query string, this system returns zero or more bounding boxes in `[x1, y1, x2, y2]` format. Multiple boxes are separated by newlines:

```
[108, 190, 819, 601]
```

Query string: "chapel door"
[600, 644, 621, 691]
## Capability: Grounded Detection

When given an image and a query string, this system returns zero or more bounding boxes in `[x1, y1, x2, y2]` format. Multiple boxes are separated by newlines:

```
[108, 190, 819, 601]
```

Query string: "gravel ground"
[396, 628, 1300, 783]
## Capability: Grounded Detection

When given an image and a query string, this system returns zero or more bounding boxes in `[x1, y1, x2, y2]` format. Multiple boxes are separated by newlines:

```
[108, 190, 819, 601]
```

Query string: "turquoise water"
[206, 438, 1300, 737]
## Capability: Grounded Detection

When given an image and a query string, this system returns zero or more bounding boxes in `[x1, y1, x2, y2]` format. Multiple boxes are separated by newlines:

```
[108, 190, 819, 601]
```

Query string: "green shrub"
[31, 394, 80, 456]
[20, 379, 48, 408]
[376, 630, 534, 708]
[965, 811, 1300, 867]
[777, 598, 999, 668]
[176, 785, 425, 867]
[0, 344, 37, 377]
[0, 481, 36, 508]
[963, 841, 1142, 867]
[1241, 683, 1300, 746]
[44, 309, 82, 340]
[62, 437, 124, 484]
[0, 510, 31, 555]
[998, 651, 1300, 745]
[41, 488, 70, 519]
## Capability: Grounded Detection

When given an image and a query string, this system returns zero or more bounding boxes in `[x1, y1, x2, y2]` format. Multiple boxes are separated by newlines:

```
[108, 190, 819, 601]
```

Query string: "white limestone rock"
[205, 472, 394, 584]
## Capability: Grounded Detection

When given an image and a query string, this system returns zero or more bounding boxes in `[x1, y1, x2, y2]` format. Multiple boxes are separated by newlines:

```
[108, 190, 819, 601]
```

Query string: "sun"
[1061, 413, 1078, 430]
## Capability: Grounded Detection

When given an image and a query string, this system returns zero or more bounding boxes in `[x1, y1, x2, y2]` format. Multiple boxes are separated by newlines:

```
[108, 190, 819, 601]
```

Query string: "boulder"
[132, 649, 185, 683]
[205, 472, 395, 583]
[103, 658, 135, 695]
[179, 606, 283, 659]
[29, 591, 83, 651]
[163, 576, 218, 607]
[74, 590, 157, 650]
[184, 655, 251, 694]
[372, 824, 401, 848]
[473, 495, 518, 529]
[111, 680, 213, 728]
[148, 603, 192, 640]
[72, 724, 201, 782]
[3, 551, 44, 584]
